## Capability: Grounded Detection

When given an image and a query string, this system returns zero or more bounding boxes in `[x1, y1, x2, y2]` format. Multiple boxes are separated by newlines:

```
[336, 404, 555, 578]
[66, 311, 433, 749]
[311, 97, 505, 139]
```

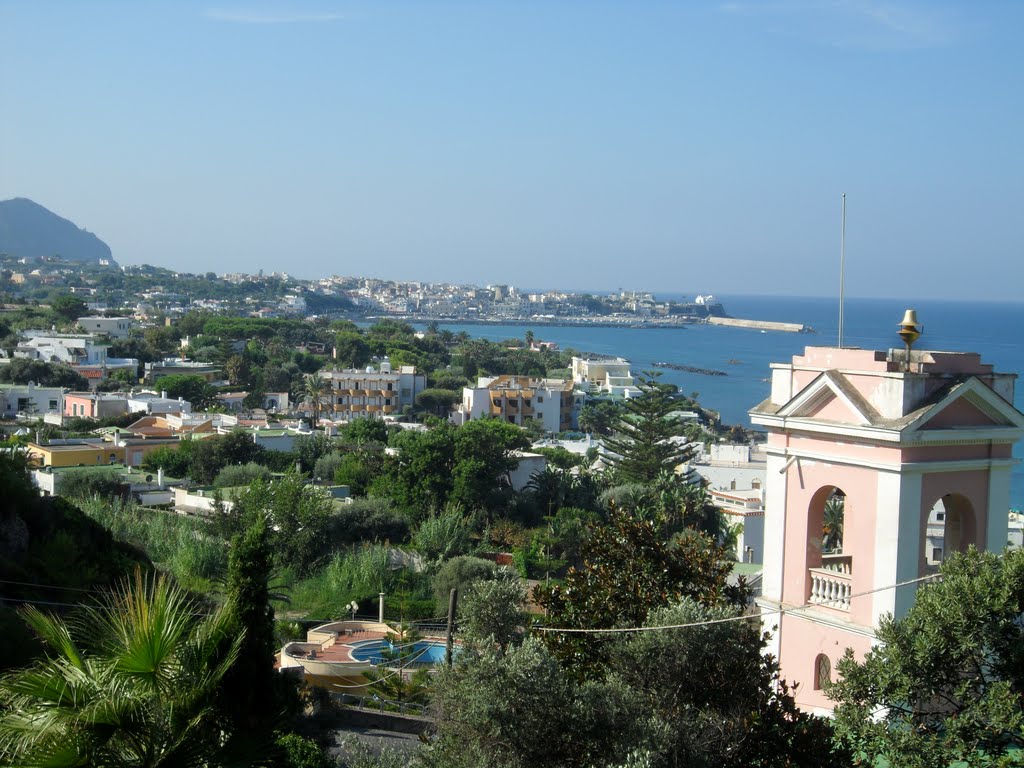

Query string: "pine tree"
[602, 373, 694, 484]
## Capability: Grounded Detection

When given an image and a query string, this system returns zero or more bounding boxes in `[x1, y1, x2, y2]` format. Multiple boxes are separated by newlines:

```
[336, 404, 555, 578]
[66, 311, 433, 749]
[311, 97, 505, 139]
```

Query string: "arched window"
[924, 494, 977, 571]
[808, 486, 852, 608]
[814, 654, 832, 690]
[807, 485, 848, 568]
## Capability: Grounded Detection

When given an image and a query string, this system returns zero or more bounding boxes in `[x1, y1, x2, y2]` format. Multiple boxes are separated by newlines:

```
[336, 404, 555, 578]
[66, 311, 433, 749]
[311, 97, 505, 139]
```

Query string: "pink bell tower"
[750, 312, 1024, 714]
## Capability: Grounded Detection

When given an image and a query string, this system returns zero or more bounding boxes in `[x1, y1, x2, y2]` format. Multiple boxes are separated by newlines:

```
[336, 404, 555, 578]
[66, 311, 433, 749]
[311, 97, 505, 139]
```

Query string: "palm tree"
[362, 622, 431, 705]
[302, 373, 332, 428]
[526, 466, 566, 516]
[823, 490, 845, 554]
[0, 571, 242, 767]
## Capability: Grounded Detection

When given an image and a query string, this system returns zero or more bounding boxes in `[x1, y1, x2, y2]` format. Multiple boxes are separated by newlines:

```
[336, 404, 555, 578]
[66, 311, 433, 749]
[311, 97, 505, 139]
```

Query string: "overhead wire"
[532, 572, 942, 635]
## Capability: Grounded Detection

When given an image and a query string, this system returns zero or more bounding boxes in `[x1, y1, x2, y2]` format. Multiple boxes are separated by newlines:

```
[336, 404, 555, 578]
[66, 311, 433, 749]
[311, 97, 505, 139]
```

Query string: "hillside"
[0, 197, 115, 264]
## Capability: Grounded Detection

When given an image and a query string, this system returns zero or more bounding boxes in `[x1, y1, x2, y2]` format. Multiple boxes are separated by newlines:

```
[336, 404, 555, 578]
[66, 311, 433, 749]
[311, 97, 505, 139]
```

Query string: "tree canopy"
[602, 374, 694, 484]
[0, 358, 88, 390]
[830, 547, 1024, 767]
[535, 513, 743, 677]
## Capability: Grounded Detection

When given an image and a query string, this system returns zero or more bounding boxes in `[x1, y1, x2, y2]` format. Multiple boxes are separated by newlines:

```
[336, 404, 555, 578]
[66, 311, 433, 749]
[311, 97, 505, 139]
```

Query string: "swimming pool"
[350, 639, 450, 666]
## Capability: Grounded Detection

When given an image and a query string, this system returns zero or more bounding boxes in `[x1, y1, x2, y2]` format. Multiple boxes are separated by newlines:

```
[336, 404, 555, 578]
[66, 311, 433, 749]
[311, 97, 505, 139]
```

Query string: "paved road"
[329, 724, 423, 766]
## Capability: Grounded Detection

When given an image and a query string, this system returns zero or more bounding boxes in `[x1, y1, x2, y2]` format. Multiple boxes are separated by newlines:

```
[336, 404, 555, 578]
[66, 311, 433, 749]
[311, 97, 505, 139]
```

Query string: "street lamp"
[347, 601, 359, 621]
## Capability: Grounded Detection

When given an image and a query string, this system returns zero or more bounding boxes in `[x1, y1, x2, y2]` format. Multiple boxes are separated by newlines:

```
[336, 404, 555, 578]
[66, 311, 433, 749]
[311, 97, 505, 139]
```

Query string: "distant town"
[0, 252, 727, 327]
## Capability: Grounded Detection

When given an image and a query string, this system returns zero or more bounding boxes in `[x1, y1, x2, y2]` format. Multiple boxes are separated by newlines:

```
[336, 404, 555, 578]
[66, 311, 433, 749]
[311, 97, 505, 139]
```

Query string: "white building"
[12, 331, 138, 388]
[15, 332, 111, 366]
[508, 451, 548, 492]
[126, 391, 193, 415]
[571, 356, 640, 397]
[709, 482, 765, 564]
[0, 383, 63, 419]
[76, 316, 134, 339]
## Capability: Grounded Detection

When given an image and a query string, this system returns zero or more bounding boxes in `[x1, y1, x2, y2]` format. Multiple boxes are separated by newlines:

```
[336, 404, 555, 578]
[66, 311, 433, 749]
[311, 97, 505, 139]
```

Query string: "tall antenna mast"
[838, 192, 847, 348]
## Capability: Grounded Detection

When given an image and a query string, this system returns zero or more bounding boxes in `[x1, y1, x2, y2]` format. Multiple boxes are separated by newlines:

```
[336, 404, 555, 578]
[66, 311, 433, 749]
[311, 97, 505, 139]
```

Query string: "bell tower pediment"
[903, 377, 1024, 433]
[775, 371, 879, 427]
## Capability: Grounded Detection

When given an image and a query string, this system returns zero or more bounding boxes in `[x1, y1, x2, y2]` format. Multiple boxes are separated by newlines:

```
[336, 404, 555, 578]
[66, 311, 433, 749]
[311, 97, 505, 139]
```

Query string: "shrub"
[275, 733, 336, 768]
[214, 462, 271, 488]
[58, 469, 125, 501]
[312, 452, 344, 483]
[432, 555, 497, 615]
[326, 498, 410, 547]
[412, 504, 473, 562]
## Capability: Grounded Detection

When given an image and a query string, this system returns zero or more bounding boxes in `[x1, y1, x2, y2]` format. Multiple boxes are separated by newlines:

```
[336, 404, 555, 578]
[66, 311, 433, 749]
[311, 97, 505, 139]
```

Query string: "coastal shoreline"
[373, 314, 814, 332]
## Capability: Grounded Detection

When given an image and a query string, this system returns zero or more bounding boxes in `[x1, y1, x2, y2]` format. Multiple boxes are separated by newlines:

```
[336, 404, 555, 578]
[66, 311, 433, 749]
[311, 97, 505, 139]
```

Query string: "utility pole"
[445, 588, 458, 667]
[839, 192, 847, 348]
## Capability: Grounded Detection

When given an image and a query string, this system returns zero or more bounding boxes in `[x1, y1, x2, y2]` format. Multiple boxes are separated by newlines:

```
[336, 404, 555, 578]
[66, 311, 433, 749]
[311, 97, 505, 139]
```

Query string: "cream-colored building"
[318, 359, 425, 419]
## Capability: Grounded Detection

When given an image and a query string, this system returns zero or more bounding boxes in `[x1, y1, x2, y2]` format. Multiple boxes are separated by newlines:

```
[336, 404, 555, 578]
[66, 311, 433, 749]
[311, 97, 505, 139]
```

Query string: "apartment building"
[318, 359, 425, 419]
[455, 375, 577, 433]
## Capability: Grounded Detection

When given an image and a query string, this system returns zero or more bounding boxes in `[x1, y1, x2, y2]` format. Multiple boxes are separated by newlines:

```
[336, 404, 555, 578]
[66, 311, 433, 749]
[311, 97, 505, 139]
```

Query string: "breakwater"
[705, 317, 812, 333]
[652, 361, 728, 377]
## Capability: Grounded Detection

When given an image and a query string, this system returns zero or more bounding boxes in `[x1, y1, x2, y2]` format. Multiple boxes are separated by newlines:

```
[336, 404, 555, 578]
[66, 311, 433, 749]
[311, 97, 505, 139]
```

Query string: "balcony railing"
[808, 554, 852, 610]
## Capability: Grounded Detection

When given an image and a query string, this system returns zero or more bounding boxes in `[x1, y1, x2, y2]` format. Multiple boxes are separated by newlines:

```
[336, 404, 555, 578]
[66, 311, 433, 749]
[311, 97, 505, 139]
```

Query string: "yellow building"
[27, 437, 181, 468]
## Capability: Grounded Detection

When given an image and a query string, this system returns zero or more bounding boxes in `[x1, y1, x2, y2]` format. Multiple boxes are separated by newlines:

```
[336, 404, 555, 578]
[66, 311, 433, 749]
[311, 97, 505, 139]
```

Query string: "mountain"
[0, 197, 115, 265]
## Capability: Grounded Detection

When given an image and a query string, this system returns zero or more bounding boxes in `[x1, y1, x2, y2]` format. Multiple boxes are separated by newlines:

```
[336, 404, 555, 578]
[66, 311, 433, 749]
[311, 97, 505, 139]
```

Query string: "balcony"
[808, 554, 852, 611]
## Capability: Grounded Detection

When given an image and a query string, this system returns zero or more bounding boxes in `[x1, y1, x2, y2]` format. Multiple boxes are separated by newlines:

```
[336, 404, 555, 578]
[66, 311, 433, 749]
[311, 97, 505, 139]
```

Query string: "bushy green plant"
[213, 461, 271, 488]
[327, 498, 410, 546]
[332, 450, 386, 496]
[312, 451, 344, 483]
[57, 468, 125, 501]
[457, 569, 526, 650]
[275, 733, 337, 768]
[431, 555, 497, 614]
[412, 505, 473, 562]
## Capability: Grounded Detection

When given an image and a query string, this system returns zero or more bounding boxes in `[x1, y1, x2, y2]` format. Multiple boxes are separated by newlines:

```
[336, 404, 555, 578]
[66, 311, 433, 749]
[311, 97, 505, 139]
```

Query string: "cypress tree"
[222, 512, 280, 731]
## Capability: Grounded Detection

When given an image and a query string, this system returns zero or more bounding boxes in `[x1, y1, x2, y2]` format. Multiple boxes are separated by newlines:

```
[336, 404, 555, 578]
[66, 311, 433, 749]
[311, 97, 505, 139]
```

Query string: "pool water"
[350, 639, 449, 665]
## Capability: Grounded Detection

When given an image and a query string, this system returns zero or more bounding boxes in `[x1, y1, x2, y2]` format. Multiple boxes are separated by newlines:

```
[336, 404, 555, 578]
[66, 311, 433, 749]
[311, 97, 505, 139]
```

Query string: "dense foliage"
[603, 374, 695, 484]
[830, 547, 1024, 767]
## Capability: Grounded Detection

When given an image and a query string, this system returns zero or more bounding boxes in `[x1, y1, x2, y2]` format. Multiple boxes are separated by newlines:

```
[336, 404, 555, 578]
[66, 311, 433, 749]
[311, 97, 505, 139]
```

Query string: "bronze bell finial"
[897, 309, 922, 371]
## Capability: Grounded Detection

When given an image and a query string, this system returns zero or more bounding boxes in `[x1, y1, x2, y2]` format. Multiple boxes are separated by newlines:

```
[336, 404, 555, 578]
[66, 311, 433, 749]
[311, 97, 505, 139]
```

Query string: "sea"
[423, 295, 1024, 509]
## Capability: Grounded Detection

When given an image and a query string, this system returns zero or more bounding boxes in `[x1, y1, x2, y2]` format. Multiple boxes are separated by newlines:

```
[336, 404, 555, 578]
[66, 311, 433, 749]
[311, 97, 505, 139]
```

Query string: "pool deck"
[288, 628, 392, 664]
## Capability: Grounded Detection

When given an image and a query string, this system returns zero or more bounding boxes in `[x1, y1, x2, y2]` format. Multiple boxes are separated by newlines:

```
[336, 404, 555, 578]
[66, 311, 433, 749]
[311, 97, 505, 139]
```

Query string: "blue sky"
[1, 1, 1021, 300]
